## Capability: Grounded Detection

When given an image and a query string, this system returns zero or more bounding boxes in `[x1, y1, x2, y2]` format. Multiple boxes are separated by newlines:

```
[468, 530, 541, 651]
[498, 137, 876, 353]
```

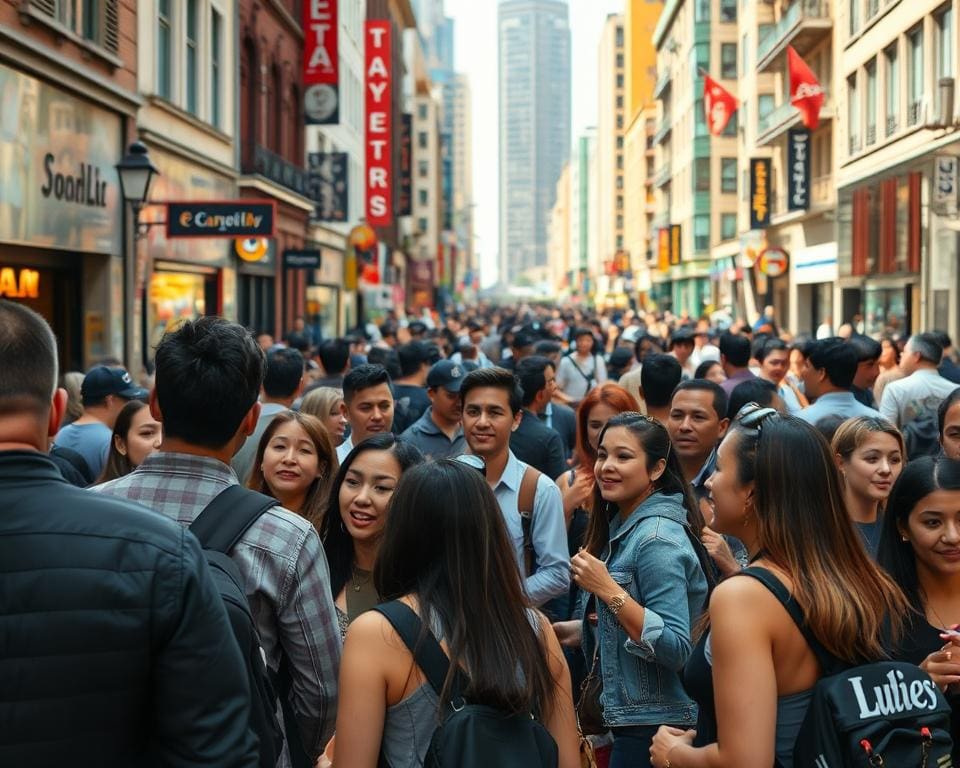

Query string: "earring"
[901, 535, 909, 542]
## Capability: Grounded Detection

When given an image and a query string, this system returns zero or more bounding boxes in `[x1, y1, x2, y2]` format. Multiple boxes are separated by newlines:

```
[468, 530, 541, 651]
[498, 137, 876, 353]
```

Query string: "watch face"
[305, 84, 338, 123]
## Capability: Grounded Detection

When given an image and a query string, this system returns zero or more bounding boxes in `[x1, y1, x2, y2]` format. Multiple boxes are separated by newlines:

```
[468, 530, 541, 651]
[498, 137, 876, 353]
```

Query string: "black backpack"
[902, 412, 942, 459]
[373, 600, 558, 768]
[189, 485, 286, 768]
[742, 567, 954, 768]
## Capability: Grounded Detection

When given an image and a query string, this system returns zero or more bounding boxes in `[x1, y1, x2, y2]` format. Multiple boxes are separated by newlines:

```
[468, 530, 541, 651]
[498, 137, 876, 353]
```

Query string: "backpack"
[373, 600, 558, 768]
[189, 485, 286, 768]
[518, 466, 541, 577]
[902, 412, 942, 459]
[742, 567, 954, 768]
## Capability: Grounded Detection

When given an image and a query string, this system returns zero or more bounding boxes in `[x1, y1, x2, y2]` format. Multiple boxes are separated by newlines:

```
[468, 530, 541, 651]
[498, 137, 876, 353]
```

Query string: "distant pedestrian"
[96, 399, 161, 484]
[337, 364, 395, 462]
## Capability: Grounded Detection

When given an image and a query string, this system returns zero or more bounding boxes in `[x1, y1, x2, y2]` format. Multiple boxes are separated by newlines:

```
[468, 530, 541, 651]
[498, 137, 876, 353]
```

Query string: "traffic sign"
[758, 247, 789, 277]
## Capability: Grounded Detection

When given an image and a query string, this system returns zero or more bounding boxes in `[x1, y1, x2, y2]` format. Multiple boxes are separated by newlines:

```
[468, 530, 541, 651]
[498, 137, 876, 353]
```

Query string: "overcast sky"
[444, 0, 626, 286]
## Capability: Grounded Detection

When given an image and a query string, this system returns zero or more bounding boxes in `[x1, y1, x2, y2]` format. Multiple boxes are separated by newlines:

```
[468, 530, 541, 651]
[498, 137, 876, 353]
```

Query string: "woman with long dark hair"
[651, 408, 909, 767]
[557, 412, 711, 768]
[331, 459, 580, 768]
[877, 456, 960, 758]
[96, 400, 161, 484]
[320, 434, 423, 638]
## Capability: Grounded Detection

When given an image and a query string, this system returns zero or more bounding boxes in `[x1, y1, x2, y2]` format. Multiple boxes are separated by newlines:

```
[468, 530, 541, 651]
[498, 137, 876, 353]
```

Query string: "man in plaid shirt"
[93, 317, 340, 766]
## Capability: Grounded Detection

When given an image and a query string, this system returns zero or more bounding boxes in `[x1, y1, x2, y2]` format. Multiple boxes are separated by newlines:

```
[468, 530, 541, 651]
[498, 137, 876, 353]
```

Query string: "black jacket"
[548, 402, 577, 459]
[510, 409, 567, 480]
[0, 451, 259, 767]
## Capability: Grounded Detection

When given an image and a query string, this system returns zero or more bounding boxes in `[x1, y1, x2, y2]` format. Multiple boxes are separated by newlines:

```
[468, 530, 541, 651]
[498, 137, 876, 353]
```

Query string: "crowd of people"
[2, 297, 960, 768]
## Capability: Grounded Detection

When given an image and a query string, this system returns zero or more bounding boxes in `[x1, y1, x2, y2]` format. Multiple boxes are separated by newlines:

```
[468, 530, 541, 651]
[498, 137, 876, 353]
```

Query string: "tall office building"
[498, 0, 571, 284]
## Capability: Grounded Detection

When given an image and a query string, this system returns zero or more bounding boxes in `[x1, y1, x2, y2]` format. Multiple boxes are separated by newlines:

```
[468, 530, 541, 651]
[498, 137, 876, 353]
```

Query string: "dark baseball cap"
[426, 360, 466, 393]
[81, 366, 149, 401]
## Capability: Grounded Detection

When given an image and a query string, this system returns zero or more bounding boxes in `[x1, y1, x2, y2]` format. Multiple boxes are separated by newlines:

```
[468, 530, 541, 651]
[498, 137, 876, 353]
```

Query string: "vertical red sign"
[365, 20, 393, 227]
[303, 1, 339, 125]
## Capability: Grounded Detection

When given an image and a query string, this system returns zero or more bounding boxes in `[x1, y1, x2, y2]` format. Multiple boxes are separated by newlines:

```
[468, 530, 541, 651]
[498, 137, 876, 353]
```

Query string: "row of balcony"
[653, 115, 673, 145]
[654, 69, 672, 100]
[756, 88, 833, 146]
[756, 0, 832, 72]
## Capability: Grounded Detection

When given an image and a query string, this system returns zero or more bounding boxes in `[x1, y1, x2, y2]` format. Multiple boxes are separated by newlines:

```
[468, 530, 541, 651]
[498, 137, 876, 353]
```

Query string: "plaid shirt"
[91, 452, 340, 760]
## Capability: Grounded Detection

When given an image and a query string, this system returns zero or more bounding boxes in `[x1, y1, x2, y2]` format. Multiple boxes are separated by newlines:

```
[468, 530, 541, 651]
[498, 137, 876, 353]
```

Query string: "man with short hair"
[0, 302, 258, 766]
[337, 363, 394, 462]
[933, 331, 960, 384]
[391, 341, 432, 434]
[880, 332, 959, 429]
[92, 317, 340, 765]
[54, 364, 148, 479]
[401, 360, 467, 459]
[510, 357, 567, 479]
[669, 328, 697, 379]
[799, 337, 881, 425]
[231, 347, 304, 484]
[847, 335, 883, 408]
[638, 353, 683, 423]
[501, 329, 537, 372]
[718, 332, 756, 396]
[461, 367, 569, 606]
[755, 337, 804, 414]
[309, 338, 351, 390]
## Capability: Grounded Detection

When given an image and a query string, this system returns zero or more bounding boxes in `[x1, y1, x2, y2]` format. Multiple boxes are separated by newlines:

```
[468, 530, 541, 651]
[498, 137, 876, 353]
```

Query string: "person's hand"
[702, 526, 741, 578]
[571, 549, 618, 599]
[920, 644, 960, 692]
[562, 469, 595, 519]
[650, 726, 694, 767]
[552, 619, 582, 648]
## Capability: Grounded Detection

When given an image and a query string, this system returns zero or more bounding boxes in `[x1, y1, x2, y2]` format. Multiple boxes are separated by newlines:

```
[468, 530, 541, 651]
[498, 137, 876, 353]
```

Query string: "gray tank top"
[380, 683, 441, 768]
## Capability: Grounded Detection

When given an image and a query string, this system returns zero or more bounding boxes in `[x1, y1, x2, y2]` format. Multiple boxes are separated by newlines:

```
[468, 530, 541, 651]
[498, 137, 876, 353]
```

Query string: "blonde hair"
[832, 415, 905, 463]
[300, 387, 344, 442]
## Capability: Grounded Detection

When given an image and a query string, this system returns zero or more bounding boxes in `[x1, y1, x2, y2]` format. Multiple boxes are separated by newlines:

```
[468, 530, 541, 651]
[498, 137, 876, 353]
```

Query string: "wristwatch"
[607, 591, 629, 615]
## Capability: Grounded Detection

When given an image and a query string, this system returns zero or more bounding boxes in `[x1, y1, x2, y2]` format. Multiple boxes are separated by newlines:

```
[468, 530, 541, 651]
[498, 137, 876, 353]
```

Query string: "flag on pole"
[787, 46, 825, 130]
[703, 73, 739, 137]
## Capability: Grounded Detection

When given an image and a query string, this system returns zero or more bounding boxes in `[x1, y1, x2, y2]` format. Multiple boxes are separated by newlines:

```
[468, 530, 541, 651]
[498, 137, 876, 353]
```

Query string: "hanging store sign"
[398, 112, 412, 216]
[934, 155, 959, 208]
[657, 228, 670, 272]
[309, 152, 349, 222]
[166, 201, 277, 238]
[303, 0, 340, 124]
[750, 158, 772, 229]
[365, 20, 393, 227]
[787, 129, 810, 211]
[284, 249, 322, 269]
[235, 238, 269, 262]
[670, 224, 682, 266]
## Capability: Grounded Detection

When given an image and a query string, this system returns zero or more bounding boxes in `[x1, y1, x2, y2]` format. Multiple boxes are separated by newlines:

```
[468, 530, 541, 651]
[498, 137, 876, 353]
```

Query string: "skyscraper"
[498, 0, 571, 285]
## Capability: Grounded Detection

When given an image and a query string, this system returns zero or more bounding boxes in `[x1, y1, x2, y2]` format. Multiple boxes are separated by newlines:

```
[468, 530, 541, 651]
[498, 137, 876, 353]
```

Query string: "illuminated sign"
[670, 224, 682, 266]
[304, 0, 340, 124]
[0, 268, 40, 298]
[166, 201, 277, 238]
[365, 20, 393, 227]
[750, 158, 772, 229]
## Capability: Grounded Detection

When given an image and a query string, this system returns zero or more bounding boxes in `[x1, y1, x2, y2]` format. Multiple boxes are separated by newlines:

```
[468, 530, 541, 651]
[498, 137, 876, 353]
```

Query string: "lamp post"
[116, 141, 160, 373]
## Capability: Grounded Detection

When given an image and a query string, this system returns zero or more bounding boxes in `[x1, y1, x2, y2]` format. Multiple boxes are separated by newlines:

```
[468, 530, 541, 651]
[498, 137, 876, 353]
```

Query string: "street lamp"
[116, 140, 160, 238]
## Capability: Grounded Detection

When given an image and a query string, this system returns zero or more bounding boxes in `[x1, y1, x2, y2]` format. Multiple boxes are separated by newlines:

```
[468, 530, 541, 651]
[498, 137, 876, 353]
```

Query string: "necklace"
[351, 565, 372, 592]
[927, 602, 957, 632]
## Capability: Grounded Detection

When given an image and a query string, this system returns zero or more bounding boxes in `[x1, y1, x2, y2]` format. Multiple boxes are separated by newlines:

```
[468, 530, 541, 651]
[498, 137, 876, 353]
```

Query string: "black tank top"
[682, 630, 716, 747]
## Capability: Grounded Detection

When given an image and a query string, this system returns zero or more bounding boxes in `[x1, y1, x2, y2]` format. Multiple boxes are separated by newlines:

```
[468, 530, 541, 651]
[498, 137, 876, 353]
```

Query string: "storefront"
[789, 243, 836, 337]
[0, 63, 126, 371]
[305, 246, 344, 341]
[237, 239, 277, 338]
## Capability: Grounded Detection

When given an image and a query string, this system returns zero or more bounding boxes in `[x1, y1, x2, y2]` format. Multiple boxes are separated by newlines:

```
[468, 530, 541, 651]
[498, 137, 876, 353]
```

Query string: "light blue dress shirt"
[491, 451, 570, 606]
[798, 391, 881, 425]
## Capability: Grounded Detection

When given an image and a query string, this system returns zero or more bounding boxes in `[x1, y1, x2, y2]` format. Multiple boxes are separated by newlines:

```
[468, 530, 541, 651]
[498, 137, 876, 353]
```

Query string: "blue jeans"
[609, 725, 661, 768]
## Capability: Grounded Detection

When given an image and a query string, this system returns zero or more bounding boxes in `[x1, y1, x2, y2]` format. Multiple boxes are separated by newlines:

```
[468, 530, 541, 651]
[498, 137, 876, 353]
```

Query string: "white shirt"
[336, 436, 353, 464]
[880, 368, 959, 428]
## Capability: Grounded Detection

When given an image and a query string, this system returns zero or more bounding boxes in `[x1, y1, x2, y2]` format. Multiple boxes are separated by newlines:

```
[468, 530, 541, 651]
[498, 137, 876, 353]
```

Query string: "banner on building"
[398, 113, 412, 216]
[303, 0, 339, 124]
[703, 73, 739, 137]
[787, 128, 810, 211]
[166, 201, 276, 238]
[669, 224, 682, 266]
[365, 20, 393, 227]
[787, 46, 824, 130]
[749, 158, 772, 229]
[308, 152, 349, 222]
[658, 228, 670, 272]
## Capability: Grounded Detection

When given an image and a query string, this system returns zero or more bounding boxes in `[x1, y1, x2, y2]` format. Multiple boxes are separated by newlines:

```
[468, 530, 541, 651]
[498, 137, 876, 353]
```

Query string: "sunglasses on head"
[735, 402, 779, 432]
[453, 454, 486, 477]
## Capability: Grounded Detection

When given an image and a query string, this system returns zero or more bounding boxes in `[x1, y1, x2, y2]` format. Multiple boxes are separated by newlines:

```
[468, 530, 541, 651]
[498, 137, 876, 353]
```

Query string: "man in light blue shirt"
[459, 367, 569, 607]
[798, 337, 881, 426]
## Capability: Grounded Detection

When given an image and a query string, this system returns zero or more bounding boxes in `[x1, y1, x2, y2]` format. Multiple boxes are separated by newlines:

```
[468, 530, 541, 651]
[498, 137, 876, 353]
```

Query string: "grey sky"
[444, 0, 626, 286]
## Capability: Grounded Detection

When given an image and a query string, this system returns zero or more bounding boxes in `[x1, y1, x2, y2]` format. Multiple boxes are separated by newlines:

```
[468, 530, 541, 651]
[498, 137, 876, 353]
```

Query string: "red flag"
[788, 46, 824, 130]
[703, 74, 739, 136]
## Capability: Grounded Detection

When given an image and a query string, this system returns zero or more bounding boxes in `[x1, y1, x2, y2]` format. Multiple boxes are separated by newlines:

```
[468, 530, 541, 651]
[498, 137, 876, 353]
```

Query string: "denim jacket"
[581, 491, 708, 728]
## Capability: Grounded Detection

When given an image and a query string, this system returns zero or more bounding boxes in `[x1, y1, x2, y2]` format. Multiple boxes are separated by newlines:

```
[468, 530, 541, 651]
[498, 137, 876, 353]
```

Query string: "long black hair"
[375, 460, 556, 719]
[320, 434, 423, 599]
[877, 457, 960, 607]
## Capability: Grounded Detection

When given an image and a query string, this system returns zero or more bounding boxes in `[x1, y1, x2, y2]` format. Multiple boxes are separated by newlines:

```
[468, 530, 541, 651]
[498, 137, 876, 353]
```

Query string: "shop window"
[186, 0, 198, 114]
[721, 158, 737, 193]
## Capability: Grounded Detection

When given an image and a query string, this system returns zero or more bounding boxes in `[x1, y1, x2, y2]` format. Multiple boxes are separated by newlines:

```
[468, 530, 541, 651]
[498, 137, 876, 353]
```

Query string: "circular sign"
[235, 238, 269, 262]
[758, 247, 789, 277]
[304, 84, 338, 123]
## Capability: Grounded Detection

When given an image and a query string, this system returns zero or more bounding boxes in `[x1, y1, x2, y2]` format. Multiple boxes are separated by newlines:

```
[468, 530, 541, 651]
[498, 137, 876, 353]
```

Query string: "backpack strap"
[518, 466, 541, 577]
[739, 566, 841, 674]
[374, 600, 468, 704]
[189, 484, 279, 554]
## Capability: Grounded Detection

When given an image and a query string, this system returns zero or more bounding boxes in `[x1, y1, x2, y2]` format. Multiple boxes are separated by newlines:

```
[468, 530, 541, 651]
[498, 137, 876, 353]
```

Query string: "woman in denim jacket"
[564, 412, 711, 768]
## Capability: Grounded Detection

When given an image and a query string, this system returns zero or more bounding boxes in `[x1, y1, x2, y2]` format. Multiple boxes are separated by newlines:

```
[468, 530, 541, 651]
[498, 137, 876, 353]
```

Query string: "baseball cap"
[426, 360, 466, 393]
[81, 366, 149, 401]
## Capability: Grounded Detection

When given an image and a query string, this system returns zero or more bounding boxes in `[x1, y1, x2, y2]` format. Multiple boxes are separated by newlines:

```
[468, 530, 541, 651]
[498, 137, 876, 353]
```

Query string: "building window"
[722, 110, 738, 137]
[158, 0, 172, 99]
[290, 85, 300, 161]
[418, 160, 428, 178]
[272, 64, 283, 153]
[211, 9, 222, 128]
[616, 53, 624, 69]
[908, 27, 923, 125]
[616, 25, 624, 47]
[616, 95, 624, 109]
[741, 33, 749, 77]
[694, 214, 710, 251]
[695, 0, 710, 22]
[616, 73, 624, 88]
[721, 158, 737, 193]
[848, 73, 860, 154]
[721, 213, 737, 240]
[865, 60, 877, 145]
[185, 0, 198, 114]
[418, 103, 428, 120]
[937, 7, 953, 117]
[758, 93, 775, 122]
[720, 0, 737, 22]
[244, 39, 257, 148]
[721, 43, 738, 79]
[694, 157, 710, 191]
[417, 217, 428, 234]
[850, 0, 860, 35]
[885, 43, 899, 135]
[418, 189, 428, 206]
[418, 131, 428, 149]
